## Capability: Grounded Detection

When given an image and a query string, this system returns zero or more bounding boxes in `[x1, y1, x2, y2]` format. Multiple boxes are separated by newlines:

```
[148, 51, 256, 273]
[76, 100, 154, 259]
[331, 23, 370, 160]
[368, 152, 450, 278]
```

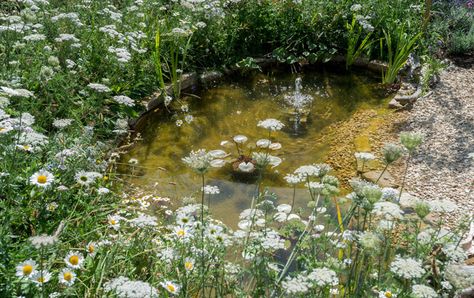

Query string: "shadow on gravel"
[395, 78, 474, 173]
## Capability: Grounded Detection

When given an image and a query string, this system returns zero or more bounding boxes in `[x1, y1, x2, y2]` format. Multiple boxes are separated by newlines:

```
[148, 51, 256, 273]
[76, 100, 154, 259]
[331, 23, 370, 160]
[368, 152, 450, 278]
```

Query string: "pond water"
[122, 68, 389, 227]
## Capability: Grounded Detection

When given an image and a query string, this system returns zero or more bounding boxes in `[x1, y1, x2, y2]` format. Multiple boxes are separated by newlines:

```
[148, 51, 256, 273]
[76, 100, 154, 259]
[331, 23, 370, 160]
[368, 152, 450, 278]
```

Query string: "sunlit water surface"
[122, 68, 389, 227]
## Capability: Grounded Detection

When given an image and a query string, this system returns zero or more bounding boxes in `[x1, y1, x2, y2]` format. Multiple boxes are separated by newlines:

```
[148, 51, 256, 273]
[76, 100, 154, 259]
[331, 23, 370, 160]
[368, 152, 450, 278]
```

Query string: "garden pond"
[122, 67, 391, 227]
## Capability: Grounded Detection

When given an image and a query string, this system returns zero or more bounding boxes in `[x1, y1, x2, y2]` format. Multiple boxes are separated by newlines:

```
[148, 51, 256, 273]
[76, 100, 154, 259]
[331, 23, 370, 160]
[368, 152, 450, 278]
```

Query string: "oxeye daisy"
[161, 280, 180, 295]
[184, 257, 194, 271]
[29, 170, 54, 188]
[173, 226, 191, 240]
[30, 270, 51, 287]
[58, 268, 76, 286]
[86, 241, 97, 257]
[64, 251, 84, 269]
[107, 215, 122, 230]
[17, 144, 33, 152]
[16, 259, 37, 278]
[75, 170, 102, 186]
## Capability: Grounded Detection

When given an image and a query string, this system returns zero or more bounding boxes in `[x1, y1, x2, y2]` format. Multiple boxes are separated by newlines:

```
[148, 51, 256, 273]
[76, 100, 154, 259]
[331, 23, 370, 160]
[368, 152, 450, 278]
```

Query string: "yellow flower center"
[22, 145, 30, 150]
[69, 255, 79, 265]
[88, 244, 95, 253]
[185, 262, 193, 270]
[37, 276, 45, 283]
[0, 127, 5, 132]
[22, 265, 33, 275]
[63, 271, 73, 281]
[37, 175, 47, 184]
[110, 219, 117, 225]
[385, 291, 392, 298]
[177, 229, 185, 237]
[167, 284, 175, 293]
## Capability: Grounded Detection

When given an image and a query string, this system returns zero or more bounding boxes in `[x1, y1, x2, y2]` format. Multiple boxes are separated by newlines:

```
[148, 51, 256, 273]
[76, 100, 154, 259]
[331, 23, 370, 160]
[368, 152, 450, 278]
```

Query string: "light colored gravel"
[397, 65, 474, 225]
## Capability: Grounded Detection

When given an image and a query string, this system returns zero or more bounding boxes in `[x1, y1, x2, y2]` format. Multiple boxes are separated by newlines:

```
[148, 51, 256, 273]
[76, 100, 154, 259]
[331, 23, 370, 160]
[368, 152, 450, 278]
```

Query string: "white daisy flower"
[64, 251, 84, 269]
[75, 170, 102, 186]
[184, 257, 194, 271]
[161, 280, 180, 295]
[86, 241, 97, 257]
[31, 270, 51, 286]
[173, 226, 192, 240]
[29, 170, 54, 188]
[17, 144, 34, 152]
[15, 259, 36, 278]
[108, 215, 122, 230]
[98, 187, 110, 195]
[58, 268, 76, 286]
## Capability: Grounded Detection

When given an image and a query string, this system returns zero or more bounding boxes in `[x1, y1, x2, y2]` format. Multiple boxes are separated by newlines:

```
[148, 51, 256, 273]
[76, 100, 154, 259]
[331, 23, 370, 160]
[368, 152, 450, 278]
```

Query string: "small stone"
[388, 98, 403, 109]
[362, 170, 398, 188]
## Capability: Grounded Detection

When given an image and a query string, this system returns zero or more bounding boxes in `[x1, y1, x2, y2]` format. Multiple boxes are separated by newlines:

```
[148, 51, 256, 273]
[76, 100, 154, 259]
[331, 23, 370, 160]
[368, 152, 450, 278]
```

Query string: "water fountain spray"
[284, 77, 313, 135]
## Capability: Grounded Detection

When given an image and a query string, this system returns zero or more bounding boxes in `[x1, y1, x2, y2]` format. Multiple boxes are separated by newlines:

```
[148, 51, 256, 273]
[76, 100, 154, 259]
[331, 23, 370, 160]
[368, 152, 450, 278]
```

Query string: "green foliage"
[345, 15, 374, 69]
[450, 22, 474, 54]
[381, 28, 422, 84]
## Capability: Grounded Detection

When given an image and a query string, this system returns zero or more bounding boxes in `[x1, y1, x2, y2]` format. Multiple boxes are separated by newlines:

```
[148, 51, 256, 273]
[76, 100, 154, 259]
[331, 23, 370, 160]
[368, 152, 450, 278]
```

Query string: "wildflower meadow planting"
[1, 0, 473, 297]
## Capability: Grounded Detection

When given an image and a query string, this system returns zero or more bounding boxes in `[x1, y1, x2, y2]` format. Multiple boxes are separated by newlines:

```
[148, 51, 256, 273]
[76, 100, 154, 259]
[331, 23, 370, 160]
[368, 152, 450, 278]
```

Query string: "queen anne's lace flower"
[257, 118, 284, 131]
[390, 256, 425, 279]
[282, 275, 310, 294]
[113, 95, 134, 106]
[104, 276, 159, 298]
[411, 284, 438, 298]
[307, 267, 338, 287]
[372, 201, 404, 220]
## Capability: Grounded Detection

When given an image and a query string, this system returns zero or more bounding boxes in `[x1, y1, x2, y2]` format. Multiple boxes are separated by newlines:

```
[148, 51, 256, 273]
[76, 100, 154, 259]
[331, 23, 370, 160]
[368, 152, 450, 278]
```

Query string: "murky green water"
[122, 68, 388, 227]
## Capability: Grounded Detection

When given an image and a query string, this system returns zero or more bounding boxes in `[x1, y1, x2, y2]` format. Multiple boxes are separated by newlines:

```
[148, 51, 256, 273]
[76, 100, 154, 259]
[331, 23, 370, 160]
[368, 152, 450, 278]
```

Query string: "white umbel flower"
[233, 135, 248, 144]
[87, 83, 111, 93]
[411, 284, 438, 298]
[257, 118, 284, 131]
[307, 267, 338, 287]
[53, 118, 73, 129]
[238, 162, 254, 172]
[202, 185, 220, 195]
[113, 95, 135, 107]
[354, 152, 375, 161]
[282, 275, 310, 294]
[390, 256, 425, 279]
[105, 276, 159, 297]
[372, 201, 404, 220]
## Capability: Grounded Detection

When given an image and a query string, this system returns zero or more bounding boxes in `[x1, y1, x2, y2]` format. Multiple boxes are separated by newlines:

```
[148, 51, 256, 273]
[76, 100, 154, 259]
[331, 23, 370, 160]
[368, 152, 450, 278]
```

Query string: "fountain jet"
[284, 77, 313, 136]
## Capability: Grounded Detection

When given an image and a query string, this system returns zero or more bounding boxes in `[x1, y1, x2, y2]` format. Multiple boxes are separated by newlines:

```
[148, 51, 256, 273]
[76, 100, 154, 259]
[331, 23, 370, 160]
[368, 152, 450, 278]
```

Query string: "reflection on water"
[122, 68, 388, 227]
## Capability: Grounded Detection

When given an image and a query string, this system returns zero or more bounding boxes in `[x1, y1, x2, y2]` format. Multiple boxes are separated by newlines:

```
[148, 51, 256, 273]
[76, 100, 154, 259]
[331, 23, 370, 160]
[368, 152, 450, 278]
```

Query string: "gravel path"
[398, 65, 474, 225]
